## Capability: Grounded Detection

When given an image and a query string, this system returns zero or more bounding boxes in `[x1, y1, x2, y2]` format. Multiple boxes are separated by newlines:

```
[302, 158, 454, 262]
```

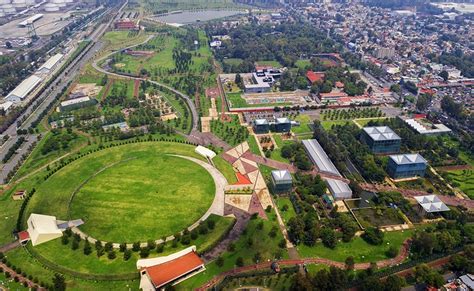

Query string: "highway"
[0, 1, 128, 184]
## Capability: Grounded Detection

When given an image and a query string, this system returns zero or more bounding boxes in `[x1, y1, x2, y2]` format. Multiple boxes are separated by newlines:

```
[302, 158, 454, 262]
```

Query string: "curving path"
[197, 240, 411, 290]
[91, 35, 200, 134]
[70, 154, 227, 248]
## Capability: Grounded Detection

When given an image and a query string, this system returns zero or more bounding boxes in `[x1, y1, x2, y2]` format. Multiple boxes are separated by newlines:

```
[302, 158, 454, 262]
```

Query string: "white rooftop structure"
[404, 118, 452, 135]
[5, 75, 42, 103]
[302, 139, 341, 176]
[326, 179, 352, 200]
[389, 153, 427, 165]
[0, 101, 13, 113]
[414, 195, 450, 213]
[195, 145, 216, 160]
[26, 213, 63, 246]
[254, 119, 269, 125]
[60, 96, 90, 108]
[37, 53, 63, 74]
[271, 170, 292, 183]
[276, 117, 290, 124]
[18, 13, 43, 27]
[363, 126, 401, 141]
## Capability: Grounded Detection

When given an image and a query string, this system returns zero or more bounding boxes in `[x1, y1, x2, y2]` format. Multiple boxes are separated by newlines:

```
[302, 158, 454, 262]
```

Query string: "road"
[0, 1, 127, 184]
[90, 36, 200, 135]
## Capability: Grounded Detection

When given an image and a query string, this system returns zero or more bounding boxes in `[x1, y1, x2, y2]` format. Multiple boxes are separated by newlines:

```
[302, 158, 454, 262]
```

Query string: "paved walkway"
[0, 261, 44, 290]
[197, 240, 410, 290]
[71, 155, 228, 248]
[0, 241, 19, 253]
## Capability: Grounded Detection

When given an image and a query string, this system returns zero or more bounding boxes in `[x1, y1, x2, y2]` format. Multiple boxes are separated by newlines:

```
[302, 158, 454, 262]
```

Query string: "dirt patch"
[114, 63, 126, 68]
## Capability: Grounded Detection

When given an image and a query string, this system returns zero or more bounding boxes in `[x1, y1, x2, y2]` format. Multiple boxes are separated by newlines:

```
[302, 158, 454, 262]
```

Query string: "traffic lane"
[1, 134, 38, 183]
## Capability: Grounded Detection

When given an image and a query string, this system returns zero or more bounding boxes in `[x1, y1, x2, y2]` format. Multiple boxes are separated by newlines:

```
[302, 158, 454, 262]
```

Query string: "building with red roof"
[306, 71, 325, 84]
[114, 19, 138, 30]
[335, 81, 345, 88]
[137, 246, 205, 290]
[18, 231, 30, 245]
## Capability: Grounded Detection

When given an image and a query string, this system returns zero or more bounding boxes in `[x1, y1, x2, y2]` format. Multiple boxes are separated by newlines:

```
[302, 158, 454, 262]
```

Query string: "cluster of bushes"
[321, 107, 384, 121]
[280, 143, 312, 171]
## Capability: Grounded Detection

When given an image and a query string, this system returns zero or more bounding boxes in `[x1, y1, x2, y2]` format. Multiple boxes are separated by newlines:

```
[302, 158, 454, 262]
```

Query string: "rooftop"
[389, 153, 427, 165]
[255, 119, 269, 125]
[302, 139, 341, 176]
[363, 126, 401, 141]
[38, 53, 63, 71]
[414, 195, 450, 213]
[6, 75, 42, 100]
[140, 249, 204, 288]
[271, 170, 292, 182]
[403, 118, 452, 135]
[326, 179, 352, 199]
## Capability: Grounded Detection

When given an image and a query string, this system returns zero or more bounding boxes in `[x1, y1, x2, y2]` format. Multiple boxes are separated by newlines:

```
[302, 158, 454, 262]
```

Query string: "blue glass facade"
[387, 158, 427, 179]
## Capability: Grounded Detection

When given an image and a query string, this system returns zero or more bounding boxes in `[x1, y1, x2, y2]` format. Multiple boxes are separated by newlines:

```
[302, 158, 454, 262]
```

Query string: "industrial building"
[5, 74, 42, 103]
[302, 139, 341, 176]
[0, 101, 13, 113]
[387, 153, 427, 179]
[18, 13, 43, 27]
[253, 119, 269, 134]
[360, 126, 401, 154]
[58, 96, 97, 112]
[326, 178, 352, 200]
[36, 53, 63, 75]
[270, 170, 292, 194]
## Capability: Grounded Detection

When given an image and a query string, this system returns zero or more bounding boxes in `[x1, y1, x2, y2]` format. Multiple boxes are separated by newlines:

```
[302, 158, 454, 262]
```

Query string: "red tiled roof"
[145, 251, 204, 288]
[335, 81, 344, 88]
[306, 71, 325, 84]
[18, 231, 29, 241]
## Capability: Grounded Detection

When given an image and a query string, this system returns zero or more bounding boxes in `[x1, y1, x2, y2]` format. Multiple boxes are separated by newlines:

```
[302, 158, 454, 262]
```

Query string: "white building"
[414, 195, 450, 216]
[195, 145, 216, 160]
[37, 53, 63, 75]
[0, 101, 13, 113]
[27, 214, 63, 246]
[5, 75, 42, 103]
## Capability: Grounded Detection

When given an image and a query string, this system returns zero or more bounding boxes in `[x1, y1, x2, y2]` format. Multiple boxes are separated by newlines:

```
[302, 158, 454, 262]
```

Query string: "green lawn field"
[446, 169, 474, 198]
[297, 230, 413, 263]
[26, 142, 215, 243]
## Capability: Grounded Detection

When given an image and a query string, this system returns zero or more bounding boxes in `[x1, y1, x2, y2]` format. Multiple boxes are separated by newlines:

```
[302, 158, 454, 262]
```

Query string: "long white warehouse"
[37, 53, 64, 75]
[302, 139, 341, 176]
[5, 75, 42, 103]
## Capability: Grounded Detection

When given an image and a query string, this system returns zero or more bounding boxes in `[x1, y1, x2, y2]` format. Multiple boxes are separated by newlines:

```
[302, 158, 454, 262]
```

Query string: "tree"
[416, 94, 432, 112]
[123, 249, 132, 261]
[345, 256, 355, 270]
[83, 241, 92, 255]
[385, 274, 406, 291]
[362, 227, 384, 245]
[5, 41, 12, 49]
[439, 70, 449, 81]
[414, 264, 444, 288]
[216, 256, 224, 267]
[390, 84, 401, 93]
[291, 272, 312, 291]
[52, 273, 66, 291]
[386, 245, 399, 258]
[236, 257, 244, 267]
[320, 228, 337, 249]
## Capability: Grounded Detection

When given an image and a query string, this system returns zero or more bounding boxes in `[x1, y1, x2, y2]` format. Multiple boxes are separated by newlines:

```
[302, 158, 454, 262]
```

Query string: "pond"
[155, 10, 245, 25]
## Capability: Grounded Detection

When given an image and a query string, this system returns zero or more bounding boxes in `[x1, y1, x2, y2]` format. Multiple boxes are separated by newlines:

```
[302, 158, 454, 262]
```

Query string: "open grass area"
[275, 196, 297, 224]
[14, 130, 89, 180]
[297, 229, 413, 263]
[255, 60, 282, 68]
[445, 169, 474, 198]
[320, 120, 350, 130]
[214, 155, 237, 184]
[270, 134, 293, 164]
[352, 208, 405, 228]
[222, 58, 243, 66]
[353, 117, 390, 127]
[226, 92, 291, 109]
[177, 210, 288, 290]
[25, 142, 215, 243]
[295, 59, 311, 70]
[0, 272, 29, 290]
[291, 114, 313, 134]
[247, 134, 261, 155]
[143, 0, 245, 11]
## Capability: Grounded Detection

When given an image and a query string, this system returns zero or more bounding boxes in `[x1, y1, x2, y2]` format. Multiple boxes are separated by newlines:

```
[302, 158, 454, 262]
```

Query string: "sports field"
[26, 142, 216, 242]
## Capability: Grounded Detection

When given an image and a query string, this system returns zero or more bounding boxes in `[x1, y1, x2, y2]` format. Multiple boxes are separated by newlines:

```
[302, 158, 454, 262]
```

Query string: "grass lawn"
[255, 60, 282, 68]
[226, 92, 291, 109]
[445, 169, 474, 198]
[270, 134, 293, 164]
[26, 142, 215, 243]
[222, 58, 243, 66]
[295, 59, 311, 70]
[292, 114, 313, 134]
[352, 208, 405, 228]
[14, 131, 89, 180]
[297, 229, 413, 263]
[177, 210, 289, 290]
[247, 134, 261, 155]
[214, 155, 237, 184]
[0, 268, 29, 290]
[320, 120, 350, 130]
[275, 196, 297, 224]
[353, 117, 390, 127]
[220, 272, 296, 290]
